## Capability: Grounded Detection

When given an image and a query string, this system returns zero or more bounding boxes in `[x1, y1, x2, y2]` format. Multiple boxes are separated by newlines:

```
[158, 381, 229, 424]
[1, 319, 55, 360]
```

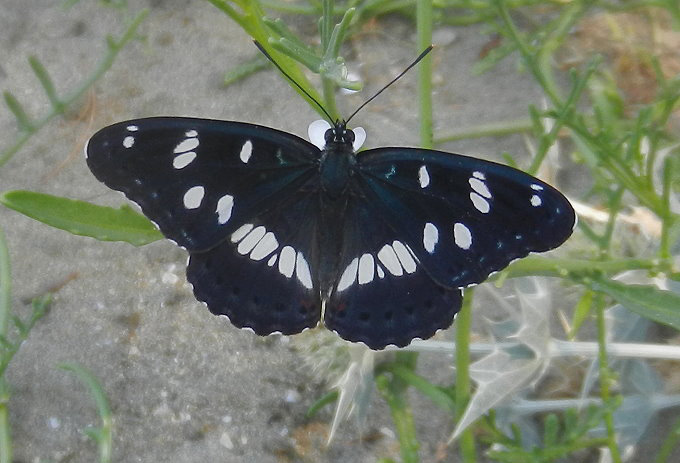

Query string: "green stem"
[435, 118, 533, 144]
[594, 293, 622, 463]
[377, 353, 421, 463]
[455, 289, 476, 462]
[416, 0, 433, 149]
[0, 228, 10, 463]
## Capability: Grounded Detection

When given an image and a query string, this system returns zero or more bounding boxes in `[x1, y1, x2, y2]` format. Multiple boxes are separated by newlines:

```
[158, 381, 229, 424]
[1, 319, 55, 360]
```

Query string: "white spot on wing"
[250, 231, 278, 260]
[392, 240, 416, 274]
[216, 194, 234, 224]
[237, 226, 266, 255]
[470, 192, 490, 213]
[376, 265, 385, 279]
[278, 246, 296, 278]
[173, 151, 197, 169]
[123, 136, 134, 148]
[531, 194, 542, 207]
[337, 257, 359, 291]
[358, 253, 375, 284]
[377, 244, 403, 276]
[185, 130, 198, 137]
[418, 165, 430, 188]
[453, 223, 472, 250]
[231, 223, 254, 243]
[174, 137, 199, 153]
[473, 171, 485, 180]
[126, 125, 138, 132]
[296, 252, 313, 289]
[239, 140, 253, 163]
[469, 177, 491, 198]
[531, 183, 544, 191]
[423, 222, 439, 253]
[183, 186, 205, 209]
[267, 254, 277, 267]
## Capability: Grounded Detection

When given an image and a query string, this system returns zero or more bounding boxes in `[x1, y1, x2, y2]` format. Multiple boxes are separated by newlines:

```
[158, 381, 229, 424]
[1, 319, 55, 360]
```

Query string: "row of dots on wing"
[181, 186, 235, 226]
[422, 221, 472, 253]
[230, 223, 313, 290]
[336, 241, 418, 292]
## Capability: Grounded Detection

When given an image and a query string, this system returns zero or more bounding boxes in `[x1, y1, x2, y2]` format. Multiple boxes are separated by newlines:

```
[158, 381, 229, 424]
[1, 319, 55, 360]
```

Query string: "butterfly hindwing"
[187, 187, 322, 335]
[86, 117, 320, 251]
[324, 194, 463, 349]
[354, 148, 576, 289]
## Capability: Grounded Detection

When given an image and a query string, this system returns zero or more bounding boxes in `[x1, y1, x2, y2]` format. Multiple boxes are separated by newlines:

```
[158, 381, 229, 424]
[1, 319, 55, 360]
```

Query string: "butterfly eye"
[345, 129, 355, 144]
[324, 128, 335, 143]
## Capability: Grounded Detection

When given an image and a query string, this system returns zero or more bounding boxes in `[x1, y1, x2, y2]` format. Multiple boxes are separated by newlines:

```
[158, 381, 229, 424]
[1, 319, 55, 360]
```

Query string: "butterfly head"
[324, 121, 355, 146]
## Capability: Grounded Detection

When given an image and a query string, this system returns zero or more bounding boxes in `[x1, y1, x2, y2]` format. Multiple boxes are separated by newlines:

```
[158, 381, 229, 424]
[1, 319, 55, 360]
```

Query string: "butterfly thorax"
[319, 123, 356, 199]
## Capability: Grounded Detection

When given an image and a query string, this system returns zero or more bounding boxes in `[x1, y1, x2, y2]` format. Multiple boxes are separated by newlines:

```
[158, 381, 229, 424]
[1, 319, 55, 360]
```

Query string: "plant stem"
[0, 228, 11, 463]
[0, 9, 148, 168]
[595, 293, 622, 463]
[416, 0, 433, 149]
[455, 289, 476, 462]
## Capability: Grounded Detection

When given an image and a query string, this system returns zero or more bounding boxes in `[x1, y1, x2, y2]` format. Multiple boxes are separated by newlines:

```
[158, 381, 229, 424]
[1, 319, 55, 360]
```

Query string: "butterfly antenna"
[345, 45, 433, 125]
[254, 41, 335, 124]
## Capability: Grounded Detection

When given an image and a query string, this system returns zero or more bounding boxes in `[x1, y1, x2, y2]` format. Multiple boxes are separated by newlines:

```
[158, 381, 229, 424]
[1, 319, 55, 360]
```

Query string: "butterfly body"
[86, 117, 575, 349]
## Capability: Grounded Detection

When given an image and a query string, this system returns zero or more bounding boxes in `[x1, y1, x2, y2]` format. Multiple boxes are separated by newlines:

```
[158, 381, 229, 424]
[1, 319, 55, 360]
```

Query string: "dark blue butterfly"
[85, 115, 575, 349]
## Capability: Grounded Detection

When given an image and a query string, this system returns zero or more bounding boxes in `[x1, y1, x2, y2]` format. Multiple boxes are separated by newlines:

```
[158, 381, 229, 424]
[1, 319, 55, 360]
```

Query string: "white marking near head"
[531, 183, 544, 191]
[358, 253, 375, 284]
[337, 257, 359, 291]
[231, 223, 254, 242]
[183, 186, 205, 209]
[237, 226, 266, 255]
[377, 244, 403, 276]
[308, 120, 331, 149]
[473, 171, 485, 180]
[531, 194, 542, 207]
[352, 127, 366, 151]
[250, 231, 278, 260]
[296, 252, 313, 289]
[126, 125, 138, 132]
[174, 137, 199, 153]
[392, 240, 416, 274]
[418, 165, 430, 188]
[239, 140, 253, 163]
[173, 151, 197, 169]
[278, 246, 296, 278]
[423, 222, 439, 254]
[216, 194, 234, 224]
[469, 177, 491, 198]
[453, 223, 472, 250]
[185, 130, 198, 137]
[123, 136, 134, 148]
[470, 192, 490, 213]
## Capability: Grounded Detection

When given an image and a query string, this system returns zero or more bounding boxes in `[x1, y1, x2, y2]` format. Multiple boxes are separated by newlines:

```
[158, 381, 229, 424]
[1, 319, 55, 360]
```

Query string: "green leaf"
[591, 278, 680, 330]
[0, 190, 162, 246]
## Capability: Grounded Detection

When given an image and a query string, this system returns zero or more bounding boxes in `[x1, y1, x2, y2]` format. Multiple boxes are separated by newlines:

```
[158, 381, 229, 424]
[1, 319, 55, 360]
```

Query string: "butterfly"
[85, 113, 575, 349]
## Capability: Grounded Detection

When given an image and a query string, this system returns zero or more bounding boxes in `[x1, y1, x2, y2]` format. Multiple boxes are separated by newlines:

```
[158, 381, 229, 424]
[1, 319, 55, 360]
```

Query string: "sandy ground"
[2, 1, 676, 462]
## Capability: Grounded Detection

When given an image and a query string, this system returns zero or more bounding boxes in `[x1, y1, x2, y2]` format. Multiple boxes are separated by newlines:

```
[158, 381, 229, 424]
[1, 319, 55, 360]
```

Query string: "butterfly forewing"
[325, 194, 462, 349]
[187, 187, 322, 335]
[86, 117, 320, 251]
[354, 148, 575, 289]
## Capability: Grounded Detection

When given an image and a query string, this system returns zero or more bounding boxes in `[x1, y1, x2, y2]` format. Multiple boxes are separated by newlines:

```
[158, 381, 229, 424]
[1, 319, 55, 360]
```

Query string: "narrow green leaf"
[569, 289, 593, 338]
[591, 278, 680, 330]
[59, 363, 112, 463]
[223, 55, 269, 87]
[3, 91, 33, 131]
[28, 56, 63, 110]
[0, 191, 162, 246]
